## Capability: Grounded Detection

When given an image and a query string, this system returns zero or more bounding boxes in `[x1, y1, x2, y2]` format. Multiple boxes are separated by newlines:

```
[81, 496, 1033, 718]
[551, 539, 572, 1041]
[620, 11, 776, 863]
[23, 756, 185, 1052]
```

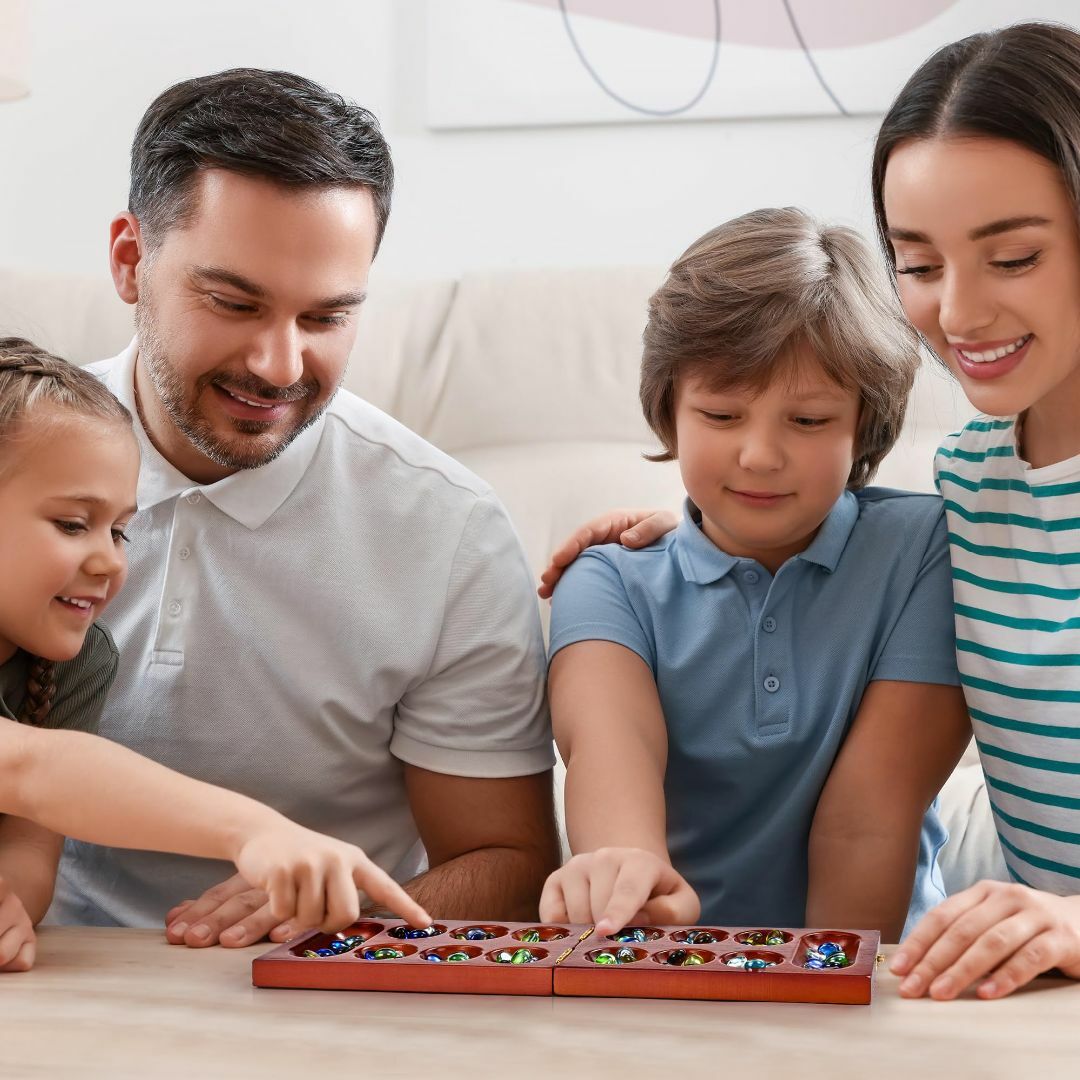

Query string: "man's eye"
[208, 294, 257, 314]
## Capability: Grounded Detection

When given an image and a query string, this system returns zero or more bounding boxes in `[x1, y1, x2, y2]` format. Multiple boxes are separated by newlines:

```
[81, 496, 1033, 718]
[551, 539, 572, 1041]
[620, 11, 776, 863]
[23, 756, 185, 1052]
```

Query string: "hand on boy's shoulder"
[538, 509, 679, 599]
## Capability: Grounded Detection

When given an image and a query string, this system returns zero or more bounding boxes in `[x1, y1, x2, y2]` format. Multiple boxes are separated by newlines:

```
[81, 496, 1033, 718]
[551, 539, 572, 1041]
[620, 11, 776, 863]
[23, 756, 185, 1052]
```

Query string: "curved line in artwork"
[557, 0, 721, 118]
[781, 0, 848, 116]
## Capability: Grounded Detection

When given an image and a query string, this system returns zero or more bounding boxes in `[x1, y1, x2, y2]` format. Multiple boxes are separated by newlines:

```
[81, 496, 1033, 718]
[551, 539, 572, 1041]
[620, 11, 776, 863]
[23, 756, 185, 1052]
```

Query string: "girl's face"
[882, 136, 1080, 419]
[0, 409, 139, 665]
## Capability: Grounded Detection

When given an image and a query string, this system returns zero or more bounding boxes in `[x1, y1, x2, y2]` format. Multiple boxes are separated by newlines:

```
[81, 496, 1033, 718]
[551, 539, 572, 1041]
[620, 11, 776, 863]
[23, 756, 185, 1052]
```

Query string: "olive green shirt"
[0, 624, 118, 732]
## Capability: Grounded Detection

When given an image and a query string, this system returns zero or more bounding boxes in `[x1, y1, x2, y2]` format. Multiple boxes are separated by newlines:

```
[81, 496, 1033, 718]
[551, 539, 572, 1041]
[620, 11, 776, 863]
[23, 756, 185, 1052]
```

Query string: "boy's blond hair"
[640, 207, 920, 488]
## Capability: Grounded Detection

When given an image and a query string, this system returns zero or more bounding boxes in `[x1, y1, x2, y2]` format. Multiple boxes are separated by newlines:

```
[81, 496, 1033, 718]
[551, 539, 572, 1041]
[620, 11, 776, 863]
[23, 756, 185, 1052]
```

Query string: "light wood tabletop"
[1, 928, 1077, 1079]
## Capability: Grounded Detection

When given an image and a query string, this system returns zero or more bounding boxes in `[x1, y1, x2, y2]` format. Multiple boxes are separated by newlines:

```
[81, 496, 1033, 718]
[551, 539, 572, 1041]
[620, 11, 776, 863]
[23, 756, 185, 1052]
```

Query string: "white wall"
[0, 0, 891, 284]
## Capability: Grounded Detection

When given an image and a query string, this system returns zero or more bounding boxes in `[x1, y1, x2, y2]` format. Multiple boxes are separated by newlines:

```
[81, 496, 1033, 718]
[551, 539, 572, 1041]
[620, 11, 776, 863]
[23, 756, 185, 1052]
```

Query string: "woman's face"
[882, 136, 1080, 419]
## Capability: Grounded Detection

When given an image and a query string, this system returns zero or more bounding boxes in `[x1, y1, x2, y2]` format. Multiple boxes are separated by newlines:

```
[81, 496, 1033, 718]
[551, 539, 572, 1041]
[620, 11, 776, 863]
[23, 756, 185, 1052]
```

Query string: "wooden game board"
[252, 921, 881, 1005]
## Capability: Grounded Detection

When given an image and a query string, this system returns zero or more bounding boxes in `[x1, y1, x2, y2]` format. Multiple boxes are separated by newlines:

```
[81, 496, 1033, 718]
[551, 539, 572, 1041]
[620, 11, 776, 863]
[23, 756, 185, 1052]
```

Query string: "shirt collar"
[673, 490, 859, 584]
[101, 338, 325, 531]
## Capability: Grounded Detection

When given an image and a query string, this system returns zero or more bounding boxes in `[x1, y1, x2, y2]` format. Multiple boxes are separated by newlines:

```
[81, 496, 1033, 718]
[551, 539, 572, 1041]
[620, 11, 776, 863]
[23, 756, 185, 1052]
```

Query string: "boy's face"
[673, 344, 860, 573]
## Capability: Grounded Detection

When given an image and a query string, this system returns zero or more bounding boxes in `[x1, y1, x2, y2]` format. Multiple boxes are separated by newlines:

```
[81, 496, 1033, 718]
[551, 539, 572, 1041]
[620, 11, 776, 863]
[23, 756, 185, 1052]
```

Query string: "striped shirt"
[936, 418, 1080, 893]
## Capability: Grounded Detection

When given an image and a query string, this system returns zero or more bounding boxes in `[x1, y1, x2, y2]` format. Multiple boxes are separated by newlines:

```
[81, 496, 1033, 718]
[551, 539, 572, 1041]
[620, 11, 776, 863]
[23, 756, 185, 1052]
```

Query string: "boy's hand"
[235, 826, 431, 938]
[537, 509, 679, 599]
[891, 881, 1080, 999]
[0, 877, 36, 972]
[538, 848, 699, 935]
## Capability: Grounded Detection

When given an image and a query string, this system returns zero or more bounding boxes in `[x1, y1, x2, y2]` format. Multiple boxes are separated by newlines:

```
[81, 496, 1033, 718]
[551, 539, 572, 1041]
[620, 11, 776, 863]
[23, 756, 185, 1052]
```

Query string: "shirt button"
[178, 546, 191, 560]
[187, 492, 202, 504]
[763, 675, 781, 693]
[168, 600, 183, 617]
[763, 616, 777, 633]
[744, 570, 760, 584]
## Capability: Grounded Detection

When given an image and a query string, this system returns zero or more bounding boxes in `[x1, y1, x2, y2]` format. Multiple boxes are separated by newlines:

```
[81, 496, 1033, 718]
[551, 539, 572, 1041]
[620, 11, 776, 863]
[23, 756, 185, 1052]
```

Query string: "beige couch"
[0, 265, 1007, 892]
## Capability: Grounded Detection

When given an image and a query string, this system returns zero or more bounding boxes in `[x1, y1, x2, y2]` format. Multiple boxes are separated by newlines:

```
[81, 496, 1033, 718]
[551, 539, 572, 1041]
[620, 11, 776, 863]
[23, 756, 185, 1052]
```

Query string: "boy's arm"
[806, 680, 972, 942]
[539, 641, 699, 933]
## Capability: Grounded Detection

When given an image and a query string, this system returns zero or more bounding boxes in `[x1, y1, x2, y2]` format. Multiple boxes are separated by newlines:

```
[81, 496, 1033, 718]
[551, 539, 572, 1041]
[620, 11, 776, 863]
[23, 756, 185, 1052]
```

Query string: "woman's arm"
[539, 641, 699, 934]
[806, 680, 972, 942]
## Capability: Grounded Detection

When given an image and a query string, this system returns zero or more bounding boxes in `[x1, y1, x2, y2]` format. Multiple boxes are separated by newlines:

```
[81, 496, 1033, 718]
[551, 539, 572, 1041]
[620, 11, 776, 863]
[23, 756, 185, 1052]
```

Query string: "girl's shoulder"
[42, 624, 119, 734]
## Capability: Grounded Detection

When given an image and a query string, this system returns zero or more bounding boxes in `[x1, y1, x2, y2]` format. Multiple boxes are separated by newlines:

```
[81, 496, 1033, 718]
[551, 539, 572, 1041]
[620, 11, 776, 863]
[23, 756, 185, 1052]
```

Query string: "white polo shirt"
[51, 341, 553, 927]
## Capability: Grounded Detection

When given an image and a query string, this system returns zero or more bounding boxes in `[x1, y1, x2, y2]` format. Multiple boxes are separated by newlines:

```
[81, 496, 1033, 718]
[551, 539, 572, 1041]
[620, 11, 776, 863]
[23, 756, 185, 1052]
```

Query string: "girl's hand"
[537, 509, 679, 599]
[0, 877, 36, 972]
[234, 826, 431, 935]
[891, 881, 1080, 999]
[539, 848, 700, 935]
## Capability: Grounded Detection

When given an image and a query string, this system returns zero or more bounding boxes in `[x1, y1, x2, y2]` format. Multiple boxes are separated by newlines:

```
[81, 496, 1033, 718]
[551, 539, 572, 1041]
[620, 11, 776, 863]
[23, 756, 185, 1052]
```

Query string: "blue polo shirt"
[549, 488, 961, 935]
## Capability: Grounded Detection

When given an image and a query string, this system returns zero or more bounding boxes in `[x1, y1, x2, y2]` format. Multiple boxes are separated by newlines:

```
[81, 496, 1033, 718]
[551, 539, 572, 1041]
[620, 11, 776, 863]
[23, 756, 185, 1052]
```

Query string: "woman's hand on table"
[891, 880, 1080, 999]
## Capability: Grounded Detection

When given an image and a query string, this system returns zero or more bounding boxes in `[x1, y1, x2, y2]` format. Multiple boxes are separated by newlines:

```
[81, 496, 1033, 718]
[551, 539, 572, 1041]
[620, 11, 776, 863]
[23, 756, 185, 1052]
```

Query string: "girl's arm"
[538, 641, 699, 935]
[0, 720, 430, 933]
[806, 680, 972, 942]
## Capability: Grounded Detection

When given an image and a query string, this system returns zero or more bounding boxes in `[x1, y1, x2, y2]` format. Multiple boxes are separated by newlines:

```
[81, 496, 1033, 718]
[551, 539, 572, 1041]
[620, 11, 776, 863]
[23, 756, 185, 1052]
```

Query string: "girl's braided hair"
[0, 337, 132, 726]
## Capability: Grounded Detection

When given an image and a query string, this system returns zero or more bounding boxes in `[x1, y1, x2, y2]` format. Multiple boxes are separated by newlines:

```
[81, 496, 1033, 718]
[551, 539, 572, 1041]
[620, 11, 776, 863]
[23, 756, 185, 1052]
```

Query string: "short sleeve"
[390, 493, 554, 778]
[548, 547, 655, 671]
[871, 508, 960, 687]
[42, 623, 119, 733]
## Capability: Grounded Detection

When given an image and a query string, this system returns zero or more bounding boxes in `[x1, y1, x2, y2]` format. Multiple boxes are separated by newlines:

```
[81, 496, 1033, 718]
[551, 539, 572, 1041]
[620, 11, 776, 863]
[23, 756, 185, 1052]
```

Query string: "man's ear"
[109, 212, 146, 306]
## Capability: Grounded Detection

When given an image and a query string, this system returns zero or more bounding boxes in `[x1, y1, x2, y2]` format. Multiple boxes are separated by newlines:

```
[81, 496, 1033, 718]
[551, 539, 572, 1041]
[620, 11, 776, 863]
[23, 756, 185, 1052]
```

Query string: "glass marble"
[685, 931, 715, 945]
[592, 952, 618, 965]
[364, 948, 405, 960]
[764, 931, 786, 946]
[665, 949, 688, 966]
[447, 952, 472, 963]
[519, 930, 542, 943]
[510, 949, 536, 965]
[614, 948, 638, 964]
[614, 928, 648, 943]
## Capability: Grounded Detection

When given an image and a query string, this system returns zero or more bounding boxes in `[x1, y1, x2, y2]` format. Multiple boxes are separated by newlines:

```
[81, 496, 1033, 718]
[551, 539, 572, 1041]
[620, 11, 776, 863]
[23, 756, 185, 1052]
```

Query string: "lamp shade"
[0, 0, 29, 102]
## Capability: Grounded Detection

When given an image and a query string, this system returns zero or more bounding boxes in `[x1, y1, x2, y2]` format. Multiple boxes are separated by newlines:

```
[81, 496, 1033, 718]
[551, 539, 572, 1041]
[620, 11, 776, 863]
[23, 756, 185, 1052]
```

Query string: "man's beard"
[135, 298, 328, 472]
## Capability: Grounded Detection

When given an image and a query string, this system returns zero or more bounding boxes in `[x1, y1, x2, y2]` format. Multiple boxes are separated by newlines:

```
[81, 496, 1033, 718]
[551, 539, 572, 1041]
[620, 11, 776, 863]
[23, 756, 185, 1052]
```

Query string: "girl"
[543, 21, 1080, 1000]
[0, 337, 428, 971]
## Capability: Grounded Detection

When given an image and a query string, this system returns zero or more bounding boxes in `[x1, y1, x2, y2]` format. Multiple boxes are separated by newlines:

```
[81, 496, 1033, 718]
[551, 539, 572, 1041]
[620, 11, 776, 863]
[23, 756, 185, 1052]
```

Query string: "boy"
[540, 208, 971, 942]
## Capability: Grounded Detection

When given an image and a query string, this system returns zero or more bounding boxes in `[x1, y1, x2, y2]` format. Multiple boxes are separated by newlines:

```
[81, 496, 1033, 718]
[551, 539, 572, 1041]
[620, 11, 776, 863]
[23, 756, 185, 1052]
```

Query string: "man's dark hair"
[129, 67, 393, 253]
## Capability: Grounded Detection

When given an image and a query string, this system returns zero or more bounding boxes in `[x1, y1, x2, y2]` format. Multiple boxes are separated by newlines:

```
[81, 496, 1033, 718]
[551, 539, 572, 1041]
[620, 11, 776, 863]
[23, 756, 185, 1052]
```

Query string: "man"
[47, 69, 558, 946]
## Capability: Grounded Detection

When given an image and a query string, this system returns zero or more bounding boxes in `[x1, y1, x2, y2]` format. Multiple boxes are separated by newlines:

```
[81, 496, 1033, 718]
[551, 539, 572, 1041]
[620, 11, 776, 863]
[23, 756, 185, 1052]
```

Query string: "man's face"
[131, 169, 377, 483]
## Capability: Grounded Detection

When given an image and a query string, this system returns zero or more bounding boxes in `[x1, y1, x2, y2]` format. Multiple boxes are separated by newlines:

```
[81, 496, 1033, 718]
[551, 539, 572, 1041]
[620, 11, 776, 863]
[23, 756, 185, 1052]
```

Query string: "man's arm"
[806, 680, 972, 942]
[397, 765, 558, 921]
[0, 815, 63, 925]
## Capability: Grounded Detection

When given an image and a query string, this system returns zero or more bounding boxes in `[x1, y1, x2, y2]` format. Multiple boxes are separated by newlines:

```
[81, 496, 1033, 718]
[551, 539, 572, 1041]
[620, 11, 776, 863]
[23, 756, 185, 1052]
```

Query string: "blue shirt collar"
[674, 490, 859, 585]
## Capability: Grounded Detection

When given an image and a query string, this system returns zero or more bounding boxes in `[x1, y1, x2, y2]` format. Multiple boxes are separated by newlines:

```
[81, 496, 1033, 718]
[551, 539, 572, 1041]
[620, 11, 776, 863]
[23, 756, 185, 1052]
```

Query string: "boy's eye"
[701, 411, 736, 422]
[306, 312, 350, 328]
[793, 417, 829, 428]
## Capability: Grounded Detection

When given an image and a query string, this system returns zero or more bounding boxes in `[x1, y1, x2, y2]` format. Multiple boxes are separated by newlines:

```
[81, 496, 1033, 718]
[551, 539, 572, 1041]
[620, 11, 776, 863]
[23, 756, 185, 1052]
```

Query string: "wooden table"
[2, 929, 1077, 1079]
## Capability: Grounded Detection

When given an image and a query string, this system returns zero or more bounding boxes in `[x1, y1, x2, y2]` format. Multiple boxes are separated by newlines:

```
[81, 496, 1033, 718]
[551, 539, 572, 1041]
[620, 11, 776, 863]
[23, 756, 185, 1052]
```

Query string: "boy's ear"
[109, 213, 146, 306]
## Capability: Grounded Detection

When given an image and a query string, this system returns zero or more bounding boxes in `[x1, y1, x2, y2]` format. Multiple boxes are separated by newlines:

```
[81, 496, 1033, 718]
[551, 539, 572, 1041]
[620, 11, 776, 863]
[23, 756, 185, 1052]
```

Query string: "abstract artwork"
[426, 0, 1080, 128]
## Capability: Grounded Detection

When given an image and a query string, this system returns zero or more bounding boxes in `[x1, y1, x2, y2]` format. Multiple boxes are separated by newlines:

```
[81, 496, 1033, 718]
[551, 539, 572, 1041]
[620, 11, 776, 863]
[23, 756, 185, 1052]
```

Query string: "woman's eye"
[992, 252, 1041, 273]
[896, 264, 937, 277]
[112, 528, 132, 545]
[54, 519, 86, 535]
